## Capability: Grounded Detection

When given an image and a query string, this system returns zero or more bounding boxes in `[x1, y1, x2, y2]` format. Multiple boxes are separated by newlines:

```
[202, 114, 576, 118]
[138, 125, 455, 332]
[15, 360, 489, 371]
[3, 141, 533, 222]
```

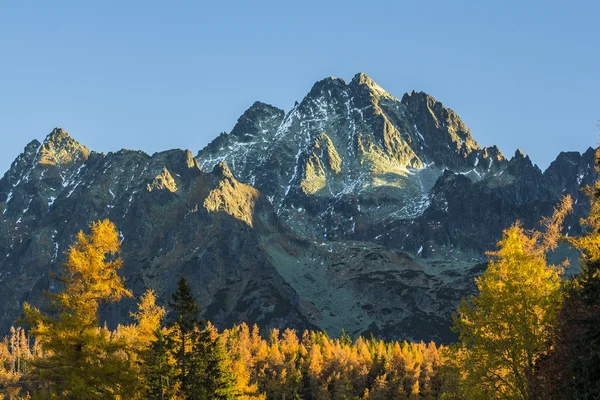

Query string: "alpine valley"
[0, 73, 595, 343]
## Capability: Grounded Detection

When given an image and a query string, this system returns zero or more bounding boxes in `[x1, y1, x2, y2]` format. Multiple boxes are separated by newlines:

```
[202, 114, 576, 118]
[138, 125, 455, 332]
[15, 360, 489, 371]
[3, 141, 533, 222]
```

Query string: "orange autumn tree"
[23, 219, 138, 399]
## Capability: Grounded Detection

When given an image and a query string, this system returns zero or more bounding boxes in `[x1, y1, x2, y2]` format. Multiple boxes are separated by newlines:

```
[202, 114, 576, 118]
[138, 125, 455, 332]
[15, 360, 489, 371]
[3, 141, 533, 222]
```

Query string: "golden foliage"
[20, 220, 145, 399]
[2, 186, 593, 400]
[568, 148, 600, 265]
[221, 323, 443, 399]
[452, 197, 572, 399]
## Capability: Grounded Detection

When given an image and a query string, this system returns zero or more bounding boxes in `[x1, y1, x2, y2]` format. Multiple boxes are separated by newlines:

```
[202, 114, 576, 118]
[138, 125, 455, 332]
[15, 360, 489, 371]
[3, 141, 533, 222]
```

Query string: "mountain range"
[0, 72, 595, 342]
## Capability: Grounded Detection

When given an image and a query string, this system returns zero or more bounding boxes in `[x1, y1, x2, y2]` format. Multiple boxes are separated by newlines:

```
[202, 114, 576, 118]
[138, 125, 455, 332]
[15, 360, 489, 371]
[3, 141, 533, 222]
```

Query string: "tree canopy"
[452, 197, 572, 399]
[22, 219, 138, 399]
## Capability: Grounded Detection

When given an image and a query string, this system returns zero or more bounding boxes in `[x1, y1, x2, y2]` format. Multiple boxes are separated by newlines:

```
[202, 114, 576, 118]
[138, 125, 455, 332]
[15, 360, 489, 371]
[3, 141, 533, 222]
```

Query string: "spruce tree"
[180, 323, 238, 400]
[339, 328, 352, 347]
[200, 336, 238, 400]
[168, 276, 200, 398]
[184, 325, 211, 399]
[142, 328, 176, 400]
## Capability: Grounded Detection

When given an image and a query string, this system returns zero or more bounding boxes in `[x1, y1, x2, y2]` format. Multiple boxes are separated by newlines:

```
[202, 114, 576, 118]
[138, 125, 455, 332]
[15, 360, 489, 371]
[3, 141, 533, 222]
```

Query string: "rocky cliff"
[0, 73, 596, 342]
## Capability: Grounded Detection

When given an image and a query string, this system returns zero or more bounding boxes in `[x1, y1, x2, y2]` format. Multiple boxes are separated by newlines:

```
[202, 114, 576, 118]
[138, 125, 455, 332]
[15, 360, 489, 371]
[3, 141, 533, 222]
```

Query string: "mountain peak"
[508, 148, 538, 172]
[44, 127, 70, 143]
[229, 101, 285, 140]
[401, 91, 441, 109]
[349, 72, 392, 99]
[514, 148, 528, 159]
[27, 139, 42, 149]
[39, 128, 90, 166]
[249, 100, 281, 111]
[306, 76, 347, 99]
[350, 72, 373, 86]
[238, 101, 284, 123]
[401, 90, 480, 168]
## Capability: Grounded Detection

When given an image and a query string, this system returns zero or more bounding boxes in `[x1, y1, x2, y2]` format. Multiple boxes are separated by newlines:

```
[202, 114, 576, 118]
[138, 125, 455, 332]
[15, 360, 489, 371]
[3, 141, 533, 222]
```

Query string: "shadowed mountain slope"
[1, 73, 596, 342]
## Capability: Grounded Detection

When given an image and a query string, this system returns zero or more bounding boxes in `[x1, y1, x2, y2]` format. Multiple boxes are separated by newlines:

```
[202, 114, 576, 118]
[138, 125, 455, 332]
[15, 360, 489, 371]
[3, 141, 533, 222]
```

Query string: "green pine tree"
[168, 276, 200, 398]
[142, 328, 177, 400]
[340, 328, 352, 347]
[181, 324, 238, 400]
[185, 325, 211, 399]
[200, 336, 238, 400]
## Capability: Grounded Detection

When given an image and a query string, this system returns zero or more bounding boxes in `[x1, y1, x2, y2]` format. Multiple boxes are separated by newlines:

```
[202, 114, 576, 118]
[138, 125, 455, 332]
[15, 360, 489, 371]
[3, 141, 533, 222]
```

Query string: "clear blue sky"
[1, 1, 598, 174]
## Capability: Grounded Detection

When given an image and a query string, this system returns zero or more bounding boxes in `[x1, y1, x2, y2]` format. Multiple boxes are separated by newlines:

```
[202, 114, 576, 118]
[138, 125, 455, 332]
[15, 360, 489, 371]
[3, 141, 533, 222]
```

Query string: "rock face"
[198, 73, 596, 256]
[0, 130, 313, 337]
[1, 73, 597, 343]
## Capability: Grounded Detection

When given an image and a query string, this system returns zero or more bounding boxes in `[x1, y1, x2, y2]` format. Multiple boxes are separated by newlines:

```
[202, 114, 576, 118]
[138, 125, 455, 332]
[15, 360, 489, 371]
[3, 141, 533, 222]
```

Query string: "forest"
[1, 151, 600, 399]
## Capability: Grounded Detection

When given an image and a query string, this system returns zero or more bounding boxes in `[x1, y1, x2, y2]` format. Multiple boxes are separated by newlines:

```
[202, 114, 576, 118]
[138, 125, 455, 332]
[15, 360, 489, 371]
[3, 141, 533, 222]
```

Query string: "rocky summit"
[0, 73, 596, 343]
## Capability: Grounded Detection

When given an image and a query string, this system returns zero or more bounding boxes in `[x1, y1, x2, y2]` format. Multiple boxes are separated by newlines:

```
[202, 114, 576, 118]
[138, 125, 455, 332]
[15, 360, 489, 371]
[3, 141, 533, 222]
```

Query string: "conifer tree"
[178, 320, 237, 399]
[168, 276, 200, 396]
[181, 324, 211, 399]
[200, 336, 238, 399]
[142, 328, 177, 400]
[22, 219, 136, 399]
[340, 328, 352, 347]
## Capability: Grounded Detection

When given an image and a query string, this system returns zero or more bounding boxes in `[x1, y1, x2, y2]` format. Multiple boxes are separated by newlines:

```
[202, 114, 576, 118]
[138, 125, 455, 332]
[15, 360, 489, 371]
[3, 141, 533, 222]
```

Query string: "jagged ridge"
[0, 73, 596, 343]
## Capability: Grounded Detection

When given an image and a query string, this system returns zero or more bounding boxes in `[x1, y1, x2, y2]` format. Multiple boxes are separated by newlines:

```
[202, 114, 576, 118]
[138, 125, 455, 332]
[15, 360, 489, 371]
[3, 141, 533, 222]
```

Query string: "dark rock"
[0, 73, 596, 343]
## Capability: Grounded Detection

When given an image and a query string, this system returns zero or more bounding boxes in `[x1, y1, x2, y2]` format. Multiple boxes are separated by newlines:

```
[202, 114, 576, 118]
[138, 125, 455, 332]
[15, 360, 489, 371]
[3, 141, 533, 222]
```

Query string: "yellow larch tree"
[22, 219, 137, 399]
[453, 196, 573, 399]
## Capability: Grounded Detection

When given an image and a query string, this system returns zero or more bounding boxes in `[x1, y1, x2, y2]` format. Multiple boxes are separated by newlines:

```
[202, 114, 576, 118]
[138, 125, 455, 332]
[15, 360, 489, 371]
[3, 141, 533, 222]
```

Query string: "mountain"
[0, 73, 596, 342]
